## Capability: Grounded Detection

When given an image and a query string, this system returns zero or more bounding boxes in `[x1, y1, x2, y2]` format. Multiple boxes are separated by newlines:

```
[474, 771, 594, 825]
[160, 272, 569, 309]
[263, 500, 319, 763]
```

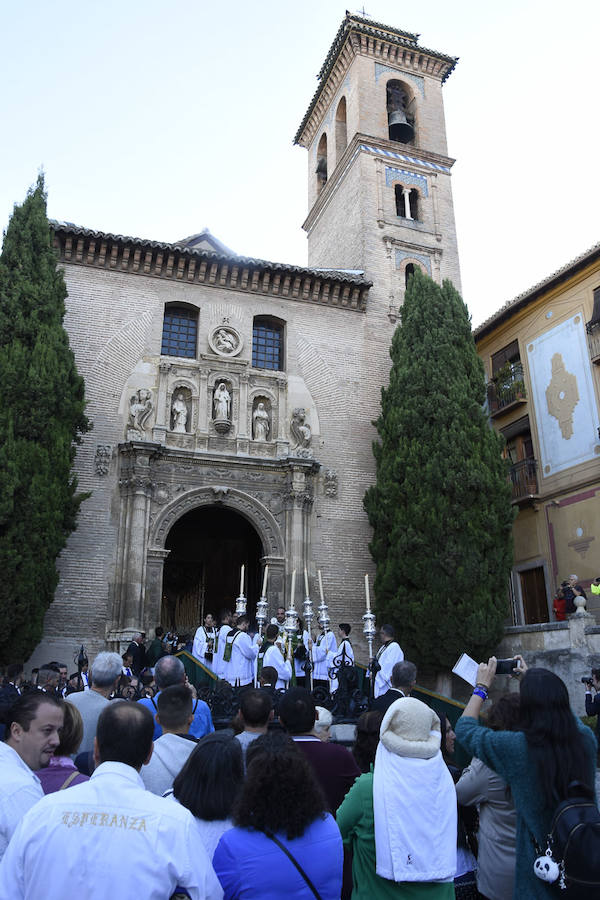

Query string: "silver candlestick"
[303, 596, 314, 690]
[256, 596, 268, 635]
[235, 594, 247, 620]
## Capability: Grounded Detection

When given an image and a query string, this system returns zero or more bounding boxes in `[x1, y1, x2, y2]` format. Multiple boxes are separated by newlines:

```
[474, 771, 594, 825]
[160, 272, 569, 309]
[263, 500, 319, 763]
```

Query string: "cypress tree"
[364, 269, 514, 673]
[0, 175, 90, 663]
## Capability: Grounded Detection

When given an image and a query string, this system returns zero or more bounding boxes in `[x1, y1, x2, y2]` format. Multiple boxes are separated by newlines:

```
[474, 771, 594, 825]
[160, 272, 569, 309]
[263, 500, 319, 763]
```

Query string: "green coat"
[455, 715, 597, 900]
[336, 771, 454, 900]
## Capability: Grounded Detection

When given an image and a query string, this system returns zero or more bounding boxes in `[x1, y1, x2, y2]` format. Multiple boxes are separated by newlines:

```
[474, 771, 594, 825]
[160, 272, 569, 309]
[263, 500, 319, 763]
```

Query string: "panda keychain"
[534, 849, 560, 883]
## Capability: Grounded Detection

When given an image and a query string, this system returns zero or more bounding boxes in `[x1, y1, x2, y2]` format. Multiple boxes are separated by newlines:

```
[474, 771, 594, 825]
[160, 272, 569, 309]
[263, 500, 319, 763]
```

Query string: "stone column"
[238, 374, 249, 438]
[145, 548, 171, 632]
[276, 374, 288, 457]
[152, 362, 171, 443]
[402, 187, 412, 220]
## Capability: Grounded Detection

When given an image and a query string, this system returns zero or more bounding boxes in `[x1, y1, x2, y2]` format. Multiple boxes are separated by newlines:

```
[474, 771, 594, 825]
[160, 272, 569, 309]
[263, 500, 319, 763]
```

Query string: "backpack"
[533, 782, 600, 894]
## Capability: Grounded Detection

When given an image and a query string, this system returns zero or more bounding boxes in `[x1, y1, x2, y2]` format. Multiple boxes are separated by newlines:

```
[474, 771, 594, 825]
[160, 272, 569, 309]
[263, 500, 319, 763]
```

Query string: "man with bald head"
[0, 702, 222, 899]
[137, 654, 214, 740]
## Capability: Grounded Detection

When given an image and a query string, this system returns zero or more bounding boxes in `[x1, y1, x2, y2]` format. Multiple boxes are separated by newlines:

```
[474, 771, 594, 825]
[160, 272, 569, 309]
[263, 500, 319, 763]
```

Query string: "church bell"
[388, 109, 415, 144]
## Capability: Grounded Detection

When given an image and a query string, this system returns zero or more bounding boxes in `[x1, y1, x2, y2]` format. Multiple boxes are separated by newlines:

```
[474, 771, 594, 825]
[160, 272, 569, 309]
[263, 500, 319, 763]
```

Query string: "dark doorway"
[161, 506, 263, 635]
[520, 567, 549, 624]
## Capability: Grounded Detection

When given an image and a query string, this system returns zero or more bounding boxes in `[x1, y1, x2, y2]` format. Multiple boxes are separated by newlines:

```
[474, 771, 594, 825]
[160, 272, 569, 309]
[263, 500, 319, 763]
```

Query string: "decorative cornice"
[52, 222, 371, 313]
[295, 13, 458, 148]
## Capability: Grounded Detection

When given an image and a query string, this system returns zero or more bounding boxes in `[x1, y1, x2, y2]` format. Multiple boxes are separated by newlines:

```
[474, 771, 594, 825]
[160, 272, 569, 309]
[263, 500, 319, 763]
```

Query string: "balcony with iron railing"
[487, 363, 527, 418]
[586, 319, 600, 365]
[510, 457, 539, 505]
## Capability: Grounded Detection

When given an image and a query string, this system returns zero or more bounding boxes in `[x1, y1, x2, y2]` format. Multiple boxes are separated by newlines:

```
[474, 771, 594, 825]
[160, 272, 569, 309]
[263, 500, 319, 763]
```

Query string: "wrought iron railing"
[510, 457, 538, 501]
[586, 320, 600, 363]
[487, 363, 527, 415]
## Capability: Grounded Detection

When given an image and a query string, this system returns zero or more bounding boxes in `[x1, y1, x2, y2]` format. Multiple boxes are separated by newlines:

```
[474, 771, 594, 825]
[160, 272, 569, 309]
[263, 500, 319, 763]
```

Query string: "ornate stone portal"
[106, 442, 318, 644]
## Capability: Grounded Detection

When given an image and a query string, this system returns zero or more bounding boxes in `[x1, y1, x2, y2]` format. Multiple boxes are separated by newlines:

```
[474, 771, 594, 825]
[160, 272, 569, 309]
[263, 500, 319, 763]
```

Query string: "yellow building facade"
[475, 245, 600, 625]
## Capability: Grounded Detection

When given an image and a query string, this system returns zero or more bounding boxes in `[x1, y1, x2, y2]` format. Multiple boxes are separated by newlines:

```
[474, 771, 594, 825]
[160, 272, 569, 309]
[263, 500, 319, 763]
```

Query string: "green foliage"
[363, 269, 514, 673]
[0, 175, 90, 663]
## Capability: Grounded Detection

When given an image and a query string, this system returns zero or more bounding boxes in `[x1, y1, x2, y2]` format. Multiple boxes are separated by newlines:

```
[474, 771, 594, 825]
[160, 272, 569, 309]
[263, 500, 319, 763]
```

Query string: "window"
[405, 264, 415, 288]
[335, 97, 347, 161]
[161, 306, 198, 358]
[395, 184, 419, 220]
[316, 133, 328, 193]
[252, 317, 284, 371]
[386, 80, 415, 144]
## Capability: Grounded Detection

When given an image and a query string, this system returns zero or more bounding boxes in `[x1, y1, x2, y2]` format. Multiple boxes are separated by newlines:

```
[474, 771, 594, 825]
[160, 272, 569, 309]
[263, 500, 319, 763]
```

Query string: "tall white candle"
[261, 564, 269, 597]
[290, 569, 296, 609]
[365, 574, 371, 611]
[318, 569, 324, 602]
[304, 567, 309, 598]
[240, 564, 245, 596]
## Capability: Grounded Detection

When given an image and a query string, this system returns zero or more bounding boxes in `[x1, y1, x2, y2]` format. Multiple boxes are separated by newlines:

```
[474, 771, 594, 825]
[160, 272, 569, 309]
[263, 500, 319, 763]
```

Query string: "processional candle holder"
[235, 594, 247, 619]
[317, 600, 331, 633]
[303, 596, 314, 689]
[362, 610, 376, 662]
[283, 604, 299, 662]
[256, 596, 268, 635]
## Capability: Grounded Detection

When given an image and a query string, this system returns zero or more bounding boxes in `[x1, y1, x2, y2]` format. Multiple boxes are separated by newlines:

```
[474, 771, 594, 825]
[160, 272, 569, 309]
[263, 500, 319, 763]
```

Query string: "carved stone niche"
[169, 386, 192, 434]
[212, 379, 233, 435]
[251, 395, 272, 443]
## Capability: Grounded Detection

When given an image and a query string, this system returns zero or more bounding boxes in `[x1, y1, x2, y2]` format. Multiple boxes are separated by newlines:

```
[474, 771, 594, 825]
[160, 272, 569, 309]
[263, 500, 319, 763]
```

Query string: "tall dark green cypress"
[364, 269, 514, 673]
[0, 176, 90, 663]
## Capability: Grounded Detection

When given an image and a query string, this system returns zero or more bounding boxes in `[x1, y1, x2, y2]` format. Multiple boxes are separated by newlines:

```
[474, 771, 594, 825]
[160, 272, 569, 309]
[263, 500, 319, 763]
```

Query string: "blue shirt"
[138, 692, 214, 740]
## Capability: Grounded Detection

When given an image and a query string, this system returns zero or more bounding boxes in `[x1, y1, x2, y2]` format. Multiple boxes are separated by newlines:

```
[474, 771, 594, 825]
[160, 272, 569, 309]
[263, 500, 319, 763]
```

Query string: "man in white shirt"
[373, 624, 404, 698]
[259, 624, 292, 689]
[225, 615, 258, 687]
[0, 701, 222, 900]
[0, 692, 63, 860]
[192, 613, 217, 672]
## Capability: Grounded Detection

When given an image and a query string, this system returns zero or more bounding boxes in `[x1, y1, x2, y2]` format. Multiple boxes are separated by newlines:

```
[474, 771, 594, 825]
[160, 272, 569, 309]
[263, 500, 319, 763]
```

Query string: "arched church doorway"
[160, 506, 263, 635]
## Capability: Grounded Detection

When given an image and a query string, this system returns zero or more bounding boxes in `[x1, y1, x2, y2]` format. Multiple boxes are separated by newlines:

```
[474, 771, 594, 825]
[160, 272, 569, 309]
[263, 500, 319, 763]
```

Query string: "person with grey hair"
[372, 660, 417, 713]
[66, 652, 122, 755]
[126, 632, 146, 675]
[137, 655, 214, 741]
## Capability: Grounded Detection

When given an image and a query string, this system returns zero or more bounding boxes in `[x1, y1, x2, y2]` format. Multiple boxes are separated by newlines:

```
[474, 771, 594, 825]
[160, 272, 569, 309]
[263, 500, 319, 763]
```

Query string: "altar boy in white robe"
[214, 610, 233, 680]
[226, 615, 259, 687]
[310, 626, 337, 688]
[192, 613, 217, 672]
[260, 624, 292, 689]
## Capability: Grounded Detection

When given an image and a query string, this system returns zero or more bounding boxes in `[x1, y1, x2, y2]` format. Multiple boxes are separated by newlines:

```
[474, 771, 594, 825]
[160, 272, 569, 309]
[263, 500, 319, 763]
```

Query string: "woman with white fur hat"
[337, 696, 456, 898]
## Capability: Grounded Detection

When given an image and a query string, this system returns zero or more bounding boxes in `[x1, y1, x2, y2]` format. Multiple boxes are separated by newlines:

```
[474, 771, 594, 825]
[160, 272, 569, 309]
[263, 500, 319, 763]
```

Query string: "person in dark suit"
[371, 660, 417, 713]
[126, 633, 147, 675]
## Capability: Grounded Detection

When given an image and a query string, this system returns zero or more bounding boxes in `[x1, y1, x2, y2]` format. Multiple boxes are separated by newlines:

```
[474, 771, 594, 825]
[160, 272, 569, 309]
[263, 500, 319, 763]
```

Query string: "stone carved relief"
[212, 381, 232, 434]
[252, 400, 271, 442]
[290, 408, 313, 458]
[208, 325, 242, 358]
[127, 389, 153, 440]
[545, 353, 579, 440]
[324, 470, 338, 498]
[170, 388, 191, 433]
[94, 444, 112, 476]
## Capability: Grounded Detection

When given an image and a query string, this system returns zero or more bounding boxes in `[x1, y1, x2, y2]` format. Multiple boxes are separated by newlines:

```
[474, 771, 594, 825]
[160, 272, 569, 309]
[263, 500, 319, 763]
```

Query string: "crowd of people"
[0, 621, 599, 898]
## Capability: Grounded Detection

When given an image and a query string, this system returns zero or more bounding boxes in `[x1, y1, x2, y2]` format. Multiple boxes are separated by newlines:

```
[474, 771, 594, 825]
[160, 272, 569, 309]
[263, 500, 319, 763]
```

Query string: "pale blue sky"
[1, 0, 598, 325]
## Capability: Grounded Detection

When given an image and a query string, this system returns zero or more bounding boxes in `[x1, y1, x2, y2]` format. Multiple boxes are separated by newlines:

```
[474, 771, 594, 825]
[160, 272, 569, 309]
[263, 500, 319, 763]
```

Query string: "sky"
[1, 0, 599, 327]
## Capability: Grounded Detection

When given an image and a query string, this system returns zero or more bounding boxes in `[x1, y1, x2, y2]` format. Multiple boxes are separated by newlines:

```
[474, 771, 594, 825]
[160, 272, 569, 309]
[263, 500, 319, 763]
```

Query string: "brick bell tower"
[294, 13, 462, 323]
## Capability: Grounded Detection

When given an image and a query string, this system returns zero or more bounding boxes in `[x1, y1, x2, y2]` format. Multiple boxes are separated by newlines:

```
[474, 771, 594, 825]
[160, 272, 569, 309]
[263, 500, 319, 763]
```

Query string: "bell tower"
[295, 14, 461, 320]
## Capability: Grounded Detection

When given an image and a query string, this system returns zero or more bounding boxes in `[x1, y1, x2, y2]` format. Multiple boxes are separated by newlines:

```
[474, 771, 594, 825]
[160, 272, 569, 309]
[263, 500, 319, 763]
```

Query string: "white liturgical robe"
[329, 638, 354, 692]
[213, 624, 231, 680]
[262, 643, 293, 689]
[312, 630, 337, 681]
[192, 626, 217, 671]
[0, 761, 223, 900]
[374, 640, 404, 697]
[228, 632, 258, 686]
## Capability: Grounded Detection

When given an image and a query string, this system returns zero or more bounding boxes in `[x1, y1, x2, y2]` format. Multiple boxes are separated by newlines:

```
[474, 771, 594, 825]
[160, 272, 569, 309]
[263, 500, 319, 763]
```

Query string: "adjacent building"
[475, 245, 600, 625]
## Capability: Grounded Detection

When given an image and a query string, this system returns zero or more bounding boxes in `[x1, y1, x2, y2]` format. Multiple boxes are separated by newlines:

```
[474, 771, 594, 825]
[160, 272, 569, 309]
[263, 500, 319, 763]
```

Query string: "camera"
[581, 677, 593, 686]
[496, 658, 520, 676]
[581, 669, 600, 687]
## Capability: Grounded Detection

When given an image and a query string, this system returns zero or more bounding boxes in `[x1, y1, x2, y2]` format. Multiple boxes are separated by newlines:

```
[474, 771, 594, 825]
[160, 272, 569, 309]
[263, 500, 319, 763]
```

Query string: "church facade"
[34, 14, 462, 663]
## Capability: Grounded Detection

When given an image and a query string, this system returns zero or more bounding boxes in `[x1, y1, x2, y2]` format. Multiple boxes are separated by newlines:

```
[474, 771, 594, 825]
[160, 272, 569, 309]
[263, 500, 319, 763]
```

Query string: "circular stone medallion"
[209, 325, 243, 357]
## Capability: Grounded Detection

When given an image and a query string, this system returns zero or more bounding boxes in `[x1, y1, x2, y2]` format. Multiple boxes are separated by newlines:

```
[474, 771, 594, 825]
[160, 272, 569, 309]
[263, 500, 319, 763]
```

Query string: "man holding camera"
[583, 668, 600, 744]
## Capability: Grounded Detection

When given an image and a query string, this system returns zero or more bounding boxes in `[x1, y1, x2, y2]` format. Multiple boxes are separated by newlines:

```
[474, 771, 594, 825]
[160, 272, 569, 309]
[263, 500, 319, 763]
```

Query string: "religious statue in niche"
[127, 388, 153, 440]
[545, 353, 579, 440]
[290, 408, 313, 457]
[171, 390, 190, 433]
[252, 401, 271, 442]
[213, 381, 232, 434]
[209, 324, 242, 358]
